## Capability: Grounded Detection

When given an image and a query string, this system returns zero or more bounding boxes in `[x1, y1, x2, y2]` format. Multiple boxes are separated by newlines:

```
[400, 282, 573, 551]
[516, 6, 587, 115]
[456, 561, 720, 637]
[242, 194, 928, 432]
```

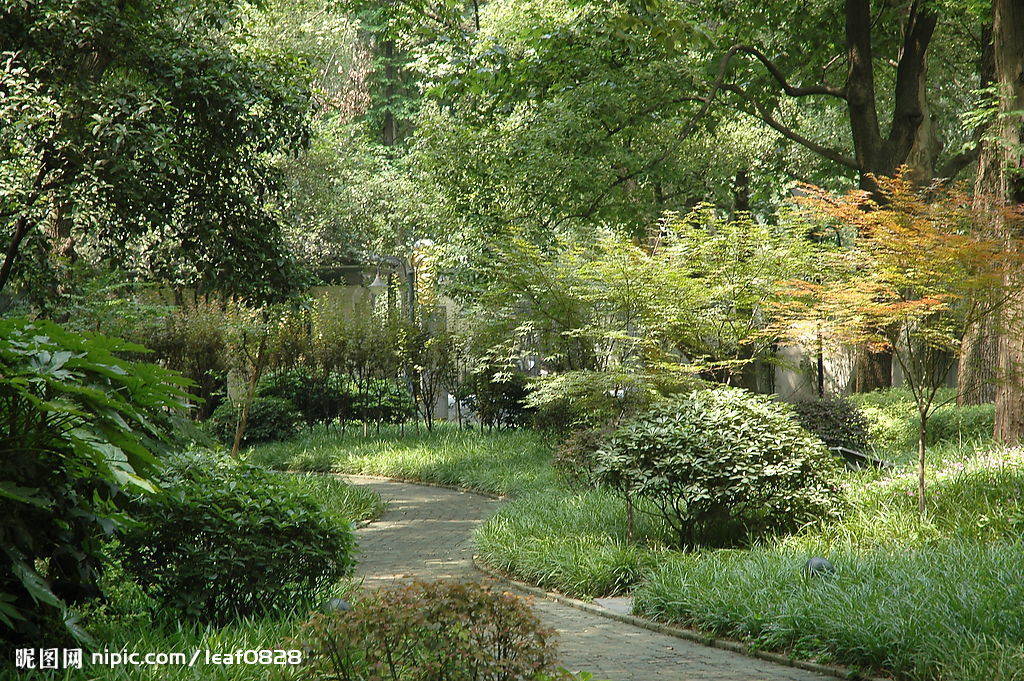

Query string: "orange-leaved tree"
[772, 170, 1023, 515]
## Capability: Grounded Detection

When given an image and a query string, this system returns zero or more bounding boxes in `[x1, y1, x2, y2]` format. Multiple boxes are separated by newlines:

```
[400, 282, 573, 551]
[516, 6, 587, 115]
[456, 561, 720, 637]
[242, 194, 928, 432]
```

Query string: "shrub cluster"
[116, 452, 356, 623]
[209, 395, 302, 446]
[465, 369, 534, 429]
[258, 367, 416, 429]
[790, 396, 871, 452]
[597, 388, 843, 549]
[0, 318, 189, 644]
[552, 427, 610, 489]
[295, 580, 559, 681]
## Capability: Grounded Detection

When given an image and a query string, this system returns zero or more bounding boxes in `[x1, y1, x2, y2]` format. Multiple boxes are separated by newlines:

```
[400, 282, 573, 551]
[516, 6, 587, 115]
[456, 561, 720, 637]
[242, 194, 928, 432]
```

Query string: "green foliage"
[0, 0, 314, 305]
[633, 541, 1024, 681]
[139, 302, 229, 419]
[116, 452, 356, 624]
[283, 473, 386, 526]
[258, 367, 355, 428]
[295, 580, 559, 681]
[465, 368, 534, 429]
[552, 427, 611, 490]
[247, 422, 557, 498]
[790, 396, 871, 452]
[527, 370, 701, 433]
[476, 489, 669, 598]
[851, 388, 995, 457]
[0, 317, 190, 643]
[597, 388, 843, 548]
[927, 403, 994, 447]
[209, 396, 302, 447]
[453, 211, 812, 401]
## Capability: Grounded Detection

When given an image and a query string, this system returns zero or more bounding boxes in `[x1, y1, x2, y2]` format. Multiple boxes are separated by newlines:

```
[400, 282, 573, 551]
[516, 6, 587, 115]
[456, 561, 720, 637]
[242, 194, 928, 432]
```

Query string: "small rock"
[804, 557, 836, 577]
[323, 597, 352, 613]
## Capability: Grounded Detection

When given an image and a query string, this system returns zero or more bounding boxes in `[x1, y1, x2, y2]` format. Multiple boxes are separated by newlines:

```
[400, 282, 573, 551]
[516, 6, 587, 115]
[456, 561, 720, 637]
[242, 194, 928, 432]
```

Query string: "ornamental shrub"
[258, 367, 355, 427]
[527, 370, 704, 433]
[209, 395, 301, 445]
[791, 396, 871, 452]
[116, 452, 356, 623]
[465, 369, 533, 429]
[295, 580, 559, 681]
[0, 318, 190, 644]
[597, 388, 842, 549]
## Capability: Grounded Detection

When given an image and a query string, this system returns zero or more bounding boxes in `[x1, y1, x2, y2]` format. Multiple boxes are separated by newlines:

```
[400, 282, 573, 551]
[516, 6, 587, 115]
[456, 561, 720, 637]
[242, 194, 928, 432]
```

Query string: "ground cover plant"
[851, 388, 995, 462]
[250, 393, 1024, 681]
[247, 422, 558, 498]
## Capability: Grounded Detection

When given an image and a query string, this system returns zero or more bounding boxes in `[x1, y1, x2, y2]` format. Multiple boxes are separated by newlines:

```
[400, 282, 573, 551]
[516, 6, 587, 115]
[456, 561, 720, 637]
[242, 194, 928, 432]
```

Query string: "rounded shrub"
[597, 387, 843, 549]
[790, 396, 871, 452]
[258, 367, 355, 428]
[296, 580, 559, 681]
[116, 452, 356, 623]
[209, 395, 301, 445]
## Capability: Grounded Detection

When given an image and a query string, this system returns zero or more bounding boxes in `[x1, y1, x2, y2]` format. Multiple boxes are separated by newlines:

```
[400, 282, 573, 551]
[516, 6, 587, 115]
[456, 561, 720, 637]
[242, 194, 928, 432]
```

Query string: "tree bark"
[992, 0, 1024, 445]
[958, 23, 999, 406]
[842, 0, 937, 391]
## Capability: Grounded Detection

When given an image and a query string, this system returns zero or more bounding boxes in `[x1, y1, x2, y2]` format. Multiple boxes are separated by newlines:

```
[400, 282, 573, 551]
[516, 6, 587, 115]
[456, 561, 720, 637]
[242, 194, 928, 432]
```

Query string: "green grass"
[849, 387, 995, 462]
[247, 422, 557, 497]
[150, 408, 1024, 681]
[278, 471, 386, 524]
[633, 541, 1024, 681]
[476, 488, 671, 597]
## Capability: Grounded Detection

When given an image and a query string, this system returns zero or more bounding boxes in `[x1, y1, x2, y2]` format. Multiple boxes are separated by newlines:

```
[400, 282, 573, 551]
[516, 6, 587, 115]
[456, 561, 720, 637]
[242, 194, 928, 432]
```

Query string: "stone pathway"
[343, 476, 832, 681]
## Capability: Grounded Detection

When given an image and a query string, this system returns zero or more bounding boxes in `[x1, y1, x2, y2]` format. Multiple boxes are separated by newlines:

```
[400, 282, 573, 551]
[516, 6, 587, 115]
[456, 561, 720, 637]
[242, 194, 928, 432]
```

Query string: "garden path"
[342, 475, 831, 681]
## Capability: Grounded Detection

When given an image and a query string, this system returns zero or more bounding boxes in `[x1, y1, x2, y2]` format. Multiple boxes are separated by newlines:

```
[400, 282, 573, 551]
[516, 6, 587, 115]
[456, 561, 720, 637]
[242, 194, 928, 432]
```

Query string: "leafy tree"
[0, 0, 313, 307]
[459, 206, 814, 391]
[773, 172, 1022, 514]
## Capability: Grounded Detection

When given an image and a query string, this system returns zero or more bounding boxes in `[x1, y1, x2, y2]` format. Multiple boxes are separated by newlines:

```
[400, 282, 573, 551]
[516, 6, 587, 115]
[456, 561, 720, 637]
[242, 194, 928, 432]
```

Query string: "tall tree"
[0, 0, 312, 308]
[703, 0, 987, 389]
[989, 0, 1024, 443]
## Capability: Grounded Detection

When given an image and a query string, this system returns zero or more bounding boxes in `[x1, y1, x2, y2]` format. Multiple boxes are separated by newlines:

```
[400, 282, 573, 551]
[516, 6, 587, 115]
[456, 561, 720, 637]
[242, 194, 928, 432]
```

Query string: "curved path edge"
[472, 558, 888, 681]
[341, 474, 888, 681]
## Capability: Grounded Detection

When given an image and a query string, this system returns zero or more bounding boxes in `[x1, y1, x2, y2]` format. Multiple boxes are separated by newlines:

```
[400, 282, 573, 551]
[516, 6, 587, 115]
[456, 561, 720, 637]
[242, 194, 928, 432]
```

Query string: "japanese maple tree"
[774, 170, 1023, 514]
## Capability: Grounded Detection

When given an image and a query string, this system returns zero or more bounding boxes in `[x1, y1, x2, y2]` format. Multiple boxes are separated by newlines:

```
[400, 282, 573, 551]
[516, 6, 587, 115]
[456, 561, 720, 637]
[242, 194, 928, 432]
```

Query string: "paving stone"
[342, 476, 832, 681]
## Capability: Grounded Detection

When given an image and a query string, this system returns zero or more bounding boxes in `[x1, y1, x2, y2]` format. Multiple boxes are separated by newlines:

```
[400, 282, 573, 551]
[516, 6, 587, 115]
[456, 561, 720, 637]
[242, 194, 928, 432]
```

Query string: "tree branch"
[728, 44, 847, 99]
[722, 83, 859, 169]
[0, 159, 53, 293]
[936, 145, 982, 182]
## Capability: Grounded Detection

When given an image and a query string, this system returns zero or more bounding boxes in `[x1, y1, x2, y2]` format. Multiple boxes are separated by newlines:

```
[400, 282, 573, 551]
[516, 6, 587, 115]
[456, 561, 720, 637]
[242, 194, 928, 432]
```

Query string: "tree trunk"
[732, 168, 750, 215]
[917, 413, 928, 516]
[958, 310, 999, 404]
[230, 333, 268, 458]
[959, 25, 1000, 406]
[992, 0, 1024, 445]
[843, 1, 937, 392]
[854, 347, 893, 393]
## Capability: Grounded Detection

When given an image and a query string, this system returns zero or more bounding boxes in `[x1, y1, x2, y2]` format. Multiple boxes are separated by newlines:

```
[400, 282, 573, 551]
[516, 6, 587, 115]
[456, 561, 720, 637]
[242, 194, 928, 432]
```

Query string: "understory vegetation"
[6, 0, 1024, 679]
[249, 393, 1024, 681]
